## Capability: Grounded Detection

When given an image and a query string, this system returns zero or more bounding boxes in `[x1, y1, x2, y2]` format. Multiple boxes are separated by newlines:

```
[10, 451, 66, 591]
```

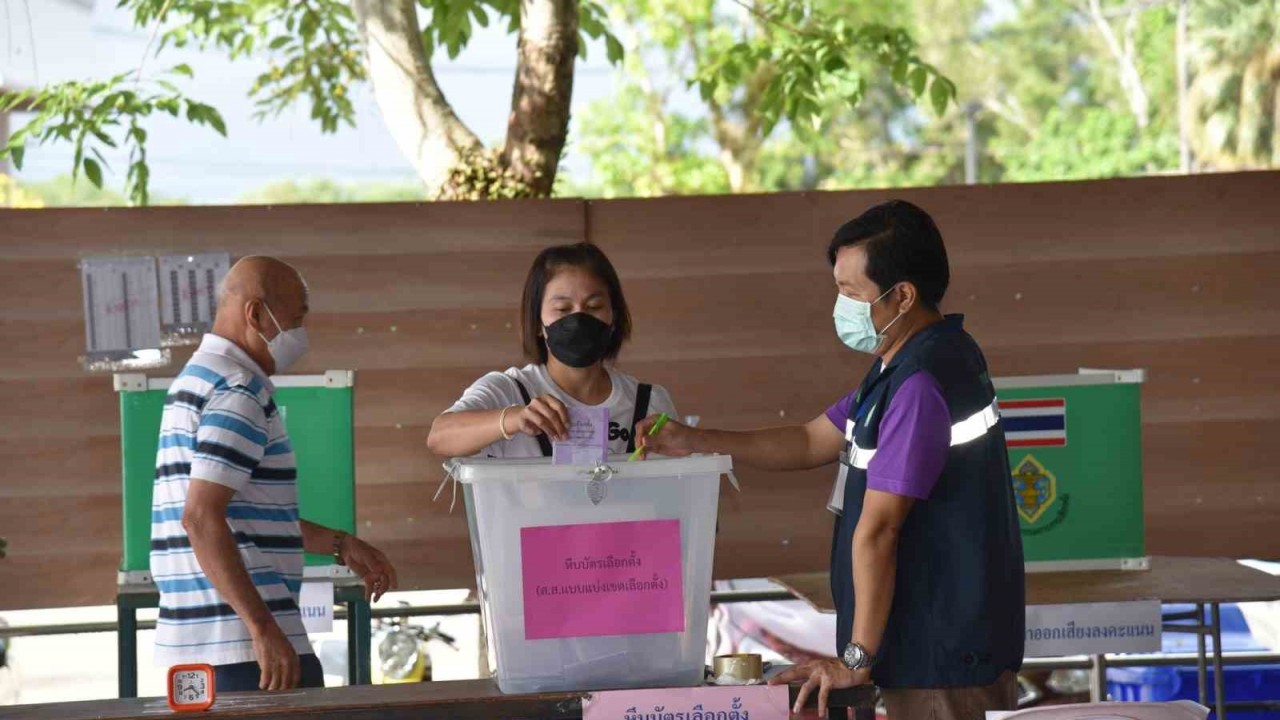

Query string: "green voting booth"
[994, 369, 1148, 572]
[112, 370, 371, 697]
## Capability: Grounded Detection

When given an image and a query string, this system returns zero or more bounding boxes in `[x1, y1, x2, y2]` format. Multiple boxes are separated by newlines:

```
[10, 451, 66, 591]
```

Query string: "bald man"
[150, 257, 397, 692]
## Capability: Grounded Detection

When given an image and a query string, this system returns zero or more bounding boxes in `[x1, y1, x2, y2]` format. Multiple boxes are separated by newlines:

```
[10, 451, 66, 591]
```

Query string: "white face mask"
[258, 303, 308, 374]
[833, 286, 904, 355]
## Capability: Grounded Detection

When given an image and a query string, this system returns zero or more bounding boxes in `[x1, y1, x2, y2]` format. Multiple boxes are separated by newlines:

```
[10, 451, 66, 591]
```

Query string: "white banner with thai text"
[1024, 601, 1161, 657]
[300, 580, 334, 634]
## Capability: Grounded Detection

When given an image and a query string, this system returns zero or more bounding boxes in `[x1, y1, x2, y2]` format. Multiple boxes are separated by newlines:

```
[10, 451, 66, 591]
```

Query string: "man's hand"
[341, 535, 399, 602]
[770, 658, 871, 718]
[251, 623, 300, 691]
[633, 414, 697, 458]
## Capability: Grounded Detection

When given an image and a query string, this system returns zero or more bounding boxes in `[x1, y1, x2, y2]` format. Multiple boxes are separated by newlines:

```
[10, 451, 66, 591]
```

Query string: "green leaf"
[722, 59, 741, 85]
[204, 106, 228, 136]
[91, 146, 111, 170]
[10, 144, 24, 170]
[269, 36, 291, 50]
[91, 128, 118, 148]
[472, 4, 489, 27]
[299, 11, 318, 40]
[171, 63, 194, 78]
[605, 35, 625, 65]
[930, 78, 954, 116]
[83, 157, 104, 188]
[909, 66, 928, 97]
[698, 79, 715, 102]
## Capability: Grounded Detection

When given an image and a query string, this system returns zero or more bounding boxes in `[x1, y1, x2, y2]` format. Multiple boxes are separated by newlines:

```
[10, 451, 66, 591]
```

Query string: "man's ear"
[895, 282, 920, 315]
[243, 298, 263, 334]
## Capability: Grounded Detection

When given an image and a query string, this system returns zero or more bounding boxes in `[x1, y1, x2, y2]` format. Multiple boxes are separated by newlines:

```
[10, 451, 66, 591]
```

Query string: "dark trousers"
[214, 653, 325, 692]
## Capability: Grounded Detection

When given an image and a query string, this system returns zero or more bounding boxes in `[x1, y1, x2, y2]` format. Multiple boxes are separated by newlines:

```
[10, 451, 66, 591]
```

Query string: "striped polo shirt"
[150, 334, 311, 667]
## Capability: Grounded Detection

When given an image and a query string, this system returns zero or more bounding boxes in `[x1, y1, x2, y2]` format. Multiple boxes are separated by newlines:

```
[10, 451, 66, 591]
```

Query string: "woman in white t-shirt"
[427, 243, 677, 459]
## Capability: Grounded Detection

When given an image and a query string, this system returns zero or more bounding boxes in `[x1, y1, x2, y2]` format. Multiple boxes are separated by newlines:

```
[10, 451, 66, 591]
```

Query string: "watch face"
[173, 670, 209, 704]
[843, 643, 865, 668]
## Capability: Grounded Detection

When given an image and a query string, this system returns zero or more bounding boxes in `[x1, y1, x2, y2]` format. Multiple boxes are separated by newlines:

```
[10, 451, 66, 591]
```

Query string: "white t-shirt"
[445, 363, 677, 459]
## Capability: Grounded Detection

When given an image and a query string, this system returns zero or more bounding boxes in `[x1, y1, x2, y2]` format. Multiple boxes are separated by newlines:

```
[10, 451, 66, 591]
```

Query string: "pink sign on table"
[583, 684, 790, 720]
[521, 519, 684, 640]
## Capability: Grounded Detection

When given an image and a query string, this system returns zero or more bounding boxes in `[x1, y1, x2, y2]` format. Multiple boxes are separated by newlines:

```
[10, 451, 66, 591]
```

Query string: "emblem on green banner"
[1012, 454, 1057, 524]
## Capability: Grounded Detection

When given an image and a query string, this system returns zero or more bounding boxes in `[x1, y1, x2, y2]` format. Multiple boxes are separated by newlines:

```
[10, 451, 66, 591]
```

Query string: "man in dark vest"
[637, 200, 1025, 720]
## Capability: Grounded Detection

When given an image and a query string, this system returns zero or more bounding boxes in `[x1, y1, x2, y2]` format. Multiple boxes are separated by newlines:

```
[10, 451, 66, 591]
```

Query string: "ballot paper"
[552, 406, 609, 466]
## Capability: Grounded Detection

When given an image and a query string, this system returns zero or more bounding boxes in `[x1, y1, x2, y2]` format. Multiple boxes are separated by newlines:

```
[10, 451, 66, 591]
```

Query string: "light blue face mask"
[833, 286, 903, 354]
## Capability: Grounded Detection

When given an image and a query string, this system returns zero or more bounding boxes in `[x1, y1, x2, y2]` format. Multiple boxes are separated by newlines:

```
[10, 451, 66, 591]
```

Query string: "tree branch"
[1083, 0, 1150, 127]
[501, 0, 579, 196]
[352, 0, 481, 195]
[617, 9, 671, 192]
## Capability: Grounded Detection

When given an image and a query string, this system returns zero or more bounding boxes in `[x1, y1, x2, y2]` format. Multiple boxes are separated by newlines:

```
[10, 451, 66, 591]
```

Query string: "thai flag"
[998, 398, 1067, 448]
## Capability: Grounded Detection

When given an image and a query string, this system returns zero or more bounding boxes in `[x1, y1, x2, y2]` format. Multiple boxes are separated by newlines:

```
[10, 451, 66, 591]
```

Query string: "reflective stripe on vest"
[828, 398, 1001, 514]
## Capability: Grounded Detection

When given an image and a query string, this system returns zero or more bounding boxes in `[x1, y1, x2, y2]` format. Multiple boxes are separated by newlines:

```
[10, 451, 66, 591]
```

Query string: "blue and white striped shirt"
[150, 334, 310, 666]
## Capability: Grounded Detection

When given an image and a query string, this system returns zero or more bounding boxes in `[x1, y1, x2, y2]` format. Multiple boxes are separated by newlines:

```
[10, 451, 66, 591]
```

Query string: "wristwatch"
[840, 642, 876, 670]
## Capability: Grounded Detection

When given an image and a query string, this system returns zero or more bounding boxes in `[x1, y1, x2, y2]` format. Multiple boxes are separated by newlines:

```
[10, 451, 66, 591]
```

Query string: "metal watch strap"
[842, 642, 875, 670]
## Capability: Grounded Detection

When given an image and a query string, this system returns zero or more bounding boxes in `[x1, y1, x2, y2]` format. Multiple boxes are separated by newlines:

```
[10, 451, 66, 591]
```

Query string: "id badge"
[828, 419, 857, 514]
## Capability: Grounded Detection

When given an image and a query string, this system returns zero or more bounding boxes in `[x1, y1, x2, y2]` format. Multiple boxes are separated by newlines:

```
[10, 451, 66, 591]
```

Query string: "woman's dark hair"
[826, 199, 950, 310]
[521, 243, 632, 364]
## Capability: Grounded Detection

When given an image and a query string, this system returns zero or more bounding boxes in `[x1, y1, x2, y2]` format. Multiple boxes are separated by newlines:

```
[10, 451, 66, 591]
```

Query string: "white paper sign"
[158, 253, 230, 336]
[1024, 600, 1161, 657]
[299, 580, 334, 633]
[80, 256, 162, 353]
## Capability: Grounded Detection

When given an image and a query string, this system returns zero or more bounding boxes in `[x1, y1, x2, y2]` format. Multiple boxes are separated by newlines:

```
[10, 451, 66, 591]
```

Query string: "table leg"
[1211, 603, 1226, 719]
[1198, 602, 1209, 708]
[1089, 654, 1108, 702]
[345, 599, 372, 685]
[117, 601, 138, 699]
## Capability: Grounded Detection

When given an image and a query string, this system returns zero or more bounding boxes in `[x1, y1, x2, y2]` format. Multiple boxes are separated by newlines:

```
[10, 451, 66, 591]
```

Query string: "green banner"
[119, 379, 355, 572]
[997, 379, 1144, 564]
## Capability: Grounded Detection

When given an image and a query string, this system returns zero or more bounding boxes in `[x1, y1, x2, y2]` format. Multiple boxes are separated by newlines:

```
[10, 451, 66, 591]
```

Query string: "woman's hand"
[511, 395, 571, 441]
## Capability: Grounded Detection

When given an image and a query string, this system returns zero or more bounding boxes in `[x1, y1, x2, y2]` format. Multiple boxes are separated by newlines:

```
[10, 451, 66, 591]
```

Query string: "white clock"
[168, 663, 215, 712]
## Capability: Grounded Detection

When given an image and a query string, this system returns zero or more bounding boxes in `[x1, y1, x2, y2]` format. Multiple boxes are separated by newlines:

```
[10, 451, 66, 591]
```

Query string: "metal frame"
[1062, 603, 1241, 718]
[998, 368, 1150, 575]
[10, 588, 1278, 716]
[1163, 603, 1229, 718]
[111, 369, 361, 697]
[114, 579, 371, 699]
[1025, 557, 1152, 573]
[115, 370, 357, 393]
[992, 368, 1146, 390]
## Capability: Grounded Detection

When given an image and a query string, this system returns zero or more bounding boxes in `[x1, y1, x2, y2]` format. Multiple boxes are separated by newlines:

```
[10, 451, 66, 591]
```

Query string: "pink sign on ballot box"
[521, 519, 685, 640]
[583, 685, 791, 720]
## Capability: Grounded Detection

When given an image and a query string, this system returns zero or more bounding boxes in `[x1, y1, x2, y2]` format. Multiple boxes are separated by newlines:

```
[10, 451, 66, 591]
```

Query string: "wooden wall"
[1, 171, 1277, 610]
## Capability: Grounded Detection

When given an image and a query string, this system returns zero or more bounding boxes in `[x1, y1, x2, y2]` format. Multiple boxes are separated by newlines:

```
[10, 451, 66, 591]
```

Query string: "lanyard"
[852, 363, 895, 426]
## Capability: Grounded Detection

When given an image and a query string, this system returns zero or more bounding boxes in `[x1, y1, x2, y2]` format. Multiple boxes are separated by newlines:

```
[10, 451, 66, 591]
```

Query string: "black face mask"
[544, 313, 614, 368]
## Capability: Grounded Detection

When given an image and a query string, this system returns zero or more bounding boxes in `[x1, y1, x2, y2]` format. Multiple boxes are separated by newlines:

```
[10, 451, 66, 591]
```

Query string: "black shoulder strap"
[511, 377, 553, 458]
[627, 383, 653, 454]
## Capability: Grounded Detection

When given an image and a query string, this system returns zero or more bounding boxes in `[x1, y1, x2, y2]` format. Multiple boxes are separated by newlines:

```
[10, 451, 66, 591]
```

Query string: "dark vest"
[829, 314, 1025, 689]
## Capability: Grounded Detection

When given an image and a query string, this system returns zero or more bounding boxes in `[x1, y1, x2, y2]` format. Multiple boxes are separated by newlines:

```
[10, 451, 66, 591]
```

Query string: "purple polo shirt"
[825, 371, 950, 500]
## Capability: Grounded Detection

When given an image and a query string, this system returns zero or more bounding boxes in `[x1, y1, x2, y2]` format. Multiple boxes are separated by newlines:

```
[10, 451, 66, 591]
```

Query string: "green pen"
[628, 413, 670, 462]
